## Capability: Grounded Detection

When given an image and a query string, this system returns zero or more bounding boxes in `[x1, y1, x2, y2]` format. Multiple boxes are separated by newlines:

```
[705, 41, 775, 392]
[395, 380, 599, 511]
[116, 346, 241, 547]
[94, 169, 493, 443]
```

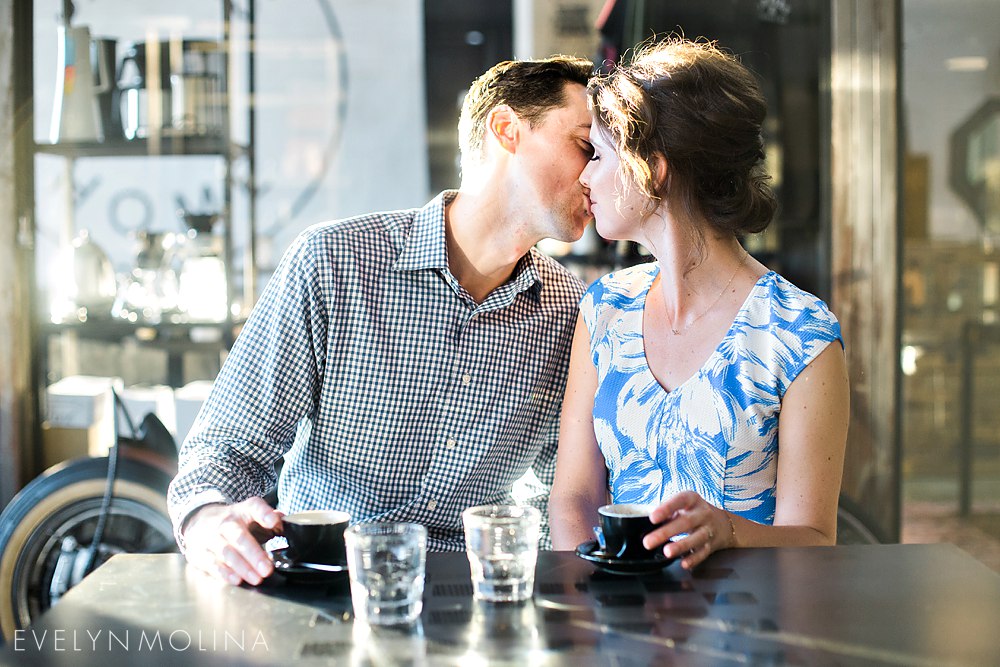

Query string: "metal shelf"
[33, 136, 248, 158]
[42, 317, 243, 343]
[43, 317, 245, 388]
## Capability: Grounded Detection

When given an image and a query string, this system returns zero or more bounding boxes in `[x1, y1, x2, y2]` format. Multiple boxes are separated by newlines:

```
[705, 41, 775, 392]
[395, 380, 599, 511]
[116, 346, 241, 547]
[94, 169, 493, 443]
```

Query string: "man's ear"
[487, 105, 519, 155]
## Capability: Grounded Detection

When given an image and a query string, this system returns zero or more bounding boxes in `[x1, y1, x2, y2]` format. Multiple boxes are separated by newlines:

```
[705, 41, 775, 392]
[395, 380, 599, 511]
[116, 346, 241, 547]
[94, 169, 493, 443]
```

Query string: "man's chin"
[539, 212, 593, 245]
[564, 215, 594, 243]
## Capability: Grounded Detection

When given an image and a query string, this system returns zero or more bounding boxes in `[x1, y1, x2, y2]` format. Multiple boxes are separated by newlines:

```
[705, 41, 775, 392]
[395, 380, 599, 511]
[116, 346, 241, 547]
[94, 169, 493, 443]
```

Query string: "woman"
[549, 38, 850, 570]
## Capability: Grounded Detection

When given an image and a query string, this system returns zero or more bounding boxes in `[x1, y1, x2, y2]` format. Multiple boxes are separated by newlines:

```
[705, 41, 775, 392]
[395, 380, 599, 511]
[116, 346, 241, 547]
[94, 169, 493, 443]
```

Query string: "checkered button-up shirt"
[168, 191, 584, 551]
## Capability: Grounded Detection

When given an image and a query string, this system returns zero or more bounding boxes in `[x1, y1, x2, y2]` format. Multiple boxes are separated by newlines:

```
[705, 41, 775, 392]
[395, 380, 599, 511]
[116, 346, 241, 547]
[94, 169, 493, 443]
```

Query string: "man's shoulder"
[299, 208, 418, 245]
[280, 208, 420, 270]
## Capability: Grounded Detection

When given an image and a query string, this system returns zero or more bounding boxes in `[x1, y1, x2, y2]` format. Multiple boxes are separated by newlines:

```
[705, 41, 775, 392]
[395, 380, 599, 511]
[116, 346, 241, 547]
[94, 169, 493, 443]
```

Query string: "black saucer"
[575, 539, 675, 575]
[270, 547, 349, 583]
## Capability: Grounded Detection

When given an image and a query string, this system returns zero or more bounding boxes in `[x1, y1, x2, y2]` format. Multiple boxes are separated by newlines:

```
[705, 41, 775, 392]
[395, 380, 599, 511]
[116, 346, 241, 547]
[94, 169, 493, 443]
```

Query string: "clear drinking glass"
[344, 522, 427, 626]
[462, 505, 540, 602]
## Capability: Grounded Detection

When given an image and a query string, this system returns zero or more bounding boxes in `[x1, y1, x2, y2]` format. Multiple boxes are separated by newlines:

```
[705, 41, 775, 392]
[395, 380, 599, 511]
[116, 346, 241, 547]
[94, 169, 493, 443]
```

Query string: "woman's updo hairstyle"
[588, 37, 777, 235]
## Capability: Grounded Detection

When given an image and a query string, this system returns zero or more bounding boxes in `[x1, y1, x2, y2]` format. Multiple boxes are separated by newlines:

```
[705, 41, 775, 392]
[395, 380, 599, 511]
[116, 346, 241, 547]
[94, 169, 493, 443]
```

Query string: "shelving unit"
[15, 0, 257, 477]
[32, 128, 248, 389]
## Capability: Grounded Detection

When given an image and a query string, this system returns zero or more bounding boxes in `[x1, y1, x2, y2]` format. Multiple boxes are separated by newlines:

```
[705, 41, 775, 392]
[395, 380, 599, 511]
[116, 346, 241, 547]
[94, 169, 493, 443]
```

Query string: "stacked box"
[118, 384, 178, 441]
[42, 375, 123, 469]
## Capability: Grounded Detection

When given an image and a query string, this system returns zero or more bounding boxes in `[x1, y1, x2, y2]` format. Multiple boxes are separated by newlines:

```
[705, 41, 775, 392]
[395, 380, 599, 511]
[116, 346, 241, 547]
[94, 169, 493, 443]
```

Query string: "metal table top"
[5, 543, 1000, 666]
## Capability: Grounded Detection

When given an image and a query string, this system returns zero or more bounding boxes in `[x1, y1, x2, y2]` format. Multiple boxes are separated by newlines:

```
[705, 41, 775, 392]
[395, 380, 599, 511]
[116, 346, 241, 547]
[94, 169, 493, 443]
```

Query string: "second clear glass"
[344, 522, 427, 626]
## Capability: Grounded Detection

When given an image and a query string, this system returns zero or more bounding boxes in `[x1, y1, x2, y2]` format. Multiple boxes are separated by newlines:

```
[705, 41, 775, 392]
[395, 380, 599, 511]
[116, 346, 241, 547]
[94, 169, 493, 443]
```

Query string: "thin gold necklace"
[666, 250, 749, 336]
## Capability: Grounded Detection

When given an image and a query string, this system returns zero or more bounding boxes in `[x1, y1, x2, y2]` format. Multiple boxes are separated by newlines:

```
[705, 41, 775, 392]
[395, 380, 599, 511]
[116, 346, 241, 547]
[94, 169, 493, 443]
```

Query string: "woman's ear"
[486, 105, 518, 155]
[652, 152, 669, 192]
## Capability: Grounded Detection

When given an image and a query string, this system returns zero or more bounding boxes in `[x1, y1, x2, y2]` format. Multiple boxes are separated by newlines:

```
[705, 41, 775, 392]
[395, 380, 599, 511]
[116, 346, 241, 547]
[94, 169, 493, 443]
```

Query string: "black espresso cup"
[597, 504, 658, 560]
[282, 510, 350, 565]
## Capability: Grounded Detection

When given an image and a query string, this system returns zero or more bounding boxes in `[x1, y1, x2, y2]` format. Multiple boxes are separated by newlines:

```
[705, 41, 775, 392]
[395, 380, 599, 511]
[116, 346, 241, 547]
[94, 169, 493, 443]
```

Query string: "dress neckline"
[638, 265, 775, 394]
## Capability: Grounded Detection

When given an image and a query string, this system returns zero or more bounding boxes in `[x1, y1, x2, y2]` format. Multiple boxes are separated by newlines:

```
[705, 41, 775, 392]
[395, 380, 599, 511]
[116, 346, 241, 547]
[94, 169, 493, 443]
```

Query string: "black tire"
[0, 456, 177, 642]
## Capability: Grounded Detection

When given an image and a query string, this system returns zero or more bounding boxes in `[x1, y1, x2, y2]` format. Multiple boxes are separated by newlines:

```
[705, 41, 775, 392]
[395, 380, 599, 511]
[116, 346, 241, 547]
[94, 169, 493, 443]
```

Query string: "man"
[168, 56, 595, 586]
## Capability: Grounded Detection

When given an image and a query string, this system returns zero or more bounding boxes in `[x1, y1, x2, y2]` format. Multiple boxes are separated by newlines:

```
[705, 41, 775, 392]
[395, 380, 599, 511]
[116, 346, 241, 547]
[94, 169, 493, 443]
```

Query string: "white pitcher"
[50, 25, 112, 143]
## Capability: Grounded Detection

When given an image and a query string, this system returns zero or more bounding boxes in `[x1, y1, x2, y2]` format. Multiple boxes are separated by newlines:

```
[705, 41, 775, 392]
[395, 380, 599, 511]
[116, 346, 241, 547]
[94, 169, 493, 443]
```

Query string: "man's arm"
[167, 231, 330, 584]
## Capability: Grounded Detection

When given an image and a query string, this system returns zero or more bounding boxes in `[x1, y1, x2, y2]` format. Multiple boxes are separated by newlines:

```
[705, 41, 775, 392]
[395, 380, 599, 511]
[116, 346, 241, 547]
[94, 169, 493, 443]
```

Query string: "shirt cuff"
[170, 489, 232, 554]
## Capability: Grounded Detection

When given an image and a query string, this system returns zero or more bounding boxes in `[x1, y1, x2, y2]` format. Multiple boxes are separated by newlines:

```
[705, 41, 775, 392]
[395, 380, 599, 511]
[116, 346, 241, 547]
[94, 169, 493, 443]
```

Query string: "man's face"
[510, 82, 594, 243]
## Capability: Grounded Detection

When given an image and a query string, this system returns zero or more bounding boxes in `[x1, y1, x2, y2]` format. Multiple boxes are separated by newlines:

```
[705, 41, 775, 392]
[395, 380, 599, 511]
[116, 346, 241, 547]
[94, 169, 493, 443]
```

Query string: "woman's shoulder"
[754, 272, 837, 318]
[744, 271, 843, 346]
[584, 262, 658, 304]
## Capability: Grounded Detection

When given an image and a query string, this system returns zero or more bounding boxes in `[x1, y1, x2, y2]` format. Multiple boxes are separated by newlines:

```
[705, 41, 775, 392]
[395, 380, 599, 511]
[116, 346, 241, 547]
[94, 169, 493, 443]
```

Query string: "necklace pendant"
[671, 328, 680, 335]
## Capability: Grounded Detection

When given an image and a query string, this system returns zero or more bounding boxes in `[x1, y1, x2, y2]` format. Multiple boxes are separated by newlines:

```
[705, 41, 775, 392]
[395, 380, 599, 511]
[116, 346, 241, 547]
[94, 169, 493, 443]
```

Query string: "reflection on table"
[6, 544, 1000, 666]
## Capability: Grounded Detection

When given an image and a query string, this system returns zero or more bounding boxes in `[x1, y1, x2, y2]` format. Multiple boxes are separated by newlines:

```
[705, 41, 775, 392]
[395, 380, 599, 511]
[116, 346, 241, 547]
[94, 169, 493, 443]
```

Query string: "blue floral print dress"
[580, 264, 843, 524]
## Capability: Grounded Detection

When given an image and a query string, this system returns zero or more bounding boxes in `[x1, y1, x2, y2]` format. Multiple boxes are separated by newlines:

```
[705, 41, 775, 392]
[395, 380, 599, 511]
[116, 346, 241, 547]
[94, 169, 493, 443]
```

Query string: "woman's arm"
[645, 341, 850, 568]
[549, 316, 609, 550]
[768, 339, 851, 541]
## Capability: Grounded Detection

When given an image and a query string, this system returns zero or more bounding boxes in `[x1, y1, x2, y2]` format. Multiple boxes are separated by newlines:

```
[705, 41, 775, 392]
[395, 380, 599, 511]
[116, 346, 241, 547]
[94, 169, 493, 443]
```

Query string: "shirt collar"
[510, 250, 544, 303]
[392, 191, 454, 272]
[393, 191, 544, 301]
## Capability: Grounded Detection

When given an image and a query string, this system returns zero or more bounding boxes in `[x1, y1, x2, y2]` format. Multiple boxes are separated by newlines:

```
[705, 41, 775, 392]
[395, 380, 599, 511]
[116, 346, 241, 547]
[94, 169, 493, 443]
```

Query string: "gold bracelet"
[725, 512, 737, 548]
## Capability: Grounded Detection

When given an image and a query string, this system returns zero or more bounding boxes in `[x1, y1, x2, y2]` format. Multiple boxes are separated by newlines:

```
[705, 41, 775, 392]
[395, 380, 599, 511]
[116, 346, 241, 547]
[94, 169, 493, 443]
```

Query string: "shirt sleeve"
[769, 284, 845, 396]
[167, 230, 331, 549]
[521, 415, 560, 550]
[517, 274, 584, 550]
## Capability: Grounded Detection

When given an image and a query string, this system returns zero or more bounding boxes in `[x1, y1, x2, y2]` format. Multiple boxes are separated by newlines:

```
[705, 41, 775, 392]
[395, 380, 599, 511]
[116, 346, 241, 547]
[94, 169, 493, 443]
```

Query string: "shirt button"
[461, 373, 471, 385]
[446, 438, 457, 450]
[427, 499, 438, 511]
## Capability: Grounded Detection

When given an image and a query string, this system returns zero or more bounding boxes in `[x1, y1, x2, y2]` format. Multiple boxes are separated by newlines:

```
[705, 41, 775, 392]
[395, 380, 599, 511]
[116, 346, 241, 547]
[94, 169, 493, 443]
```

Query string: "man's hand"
[181, 497, 283, 586]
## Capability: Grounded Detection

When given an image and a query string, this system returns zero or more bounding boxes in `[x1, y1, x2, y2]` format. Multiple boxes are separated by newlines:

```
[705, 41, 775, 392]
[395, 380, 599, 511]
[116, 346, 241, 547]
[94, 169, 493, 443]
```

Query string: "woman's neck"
[640, 212, 751, 328]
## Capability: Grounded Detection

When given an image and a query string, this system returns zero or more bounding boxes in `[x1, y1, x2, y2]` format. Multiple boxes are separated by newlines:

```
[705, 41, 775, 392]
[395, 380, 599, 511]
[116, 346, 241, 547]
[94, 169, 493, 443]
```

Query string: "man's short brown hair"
[459, 55, 593, 168]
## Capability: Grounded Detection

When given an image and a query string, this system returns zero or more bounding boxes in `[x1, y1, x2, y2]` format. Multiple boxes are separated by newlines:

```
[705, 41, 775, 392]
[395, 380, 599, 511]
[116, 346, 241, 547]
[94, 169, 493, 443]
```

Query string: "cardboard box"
[118, 385, 177, 440]
[45, 375, 121, 430]
[174, 380, 214, 447]
[43, 376, 122, 468]
[41, 423, 112, 470]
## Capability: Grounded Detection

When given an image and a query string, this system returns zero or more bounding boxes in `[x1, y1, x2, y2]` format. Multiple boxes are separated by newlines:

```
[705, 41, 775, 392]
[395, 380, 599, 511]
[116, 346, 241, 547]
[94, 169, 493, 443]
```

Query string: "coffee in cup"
[597, 504, 658, 560]
[282, 510, 350, 565]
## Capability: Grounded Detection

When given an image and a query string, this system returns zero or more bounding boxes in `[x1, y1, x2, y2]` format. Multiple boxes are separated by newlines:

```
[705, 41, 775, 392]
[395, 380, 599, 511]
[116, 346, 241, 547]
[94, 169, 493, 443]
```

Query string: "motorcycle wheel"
[0, 456, 177, 642]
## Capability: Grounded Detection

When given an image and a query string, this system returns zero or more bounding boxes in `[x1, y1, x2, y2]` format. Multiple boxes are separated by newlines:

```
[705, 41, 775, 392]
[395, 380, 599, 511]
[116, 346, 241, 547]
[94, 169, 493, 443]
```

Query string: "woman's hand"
[644, 491, 735, 570]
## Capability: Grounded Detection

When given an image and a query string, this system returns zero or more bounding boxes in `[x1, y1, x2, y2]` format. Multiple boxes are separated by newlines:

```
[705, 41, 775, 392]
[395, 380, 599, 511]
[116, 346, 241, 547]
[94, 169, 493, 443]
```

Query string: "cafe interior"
[1, 0, 999, 663]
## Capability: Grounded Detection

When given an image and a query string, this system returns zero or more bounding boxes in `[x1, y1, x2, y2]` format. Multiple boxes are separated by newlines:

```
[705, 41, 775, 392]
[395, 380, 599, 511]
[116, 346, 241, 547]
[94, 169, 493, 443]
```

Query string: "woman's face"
[579, 126, 649, 242]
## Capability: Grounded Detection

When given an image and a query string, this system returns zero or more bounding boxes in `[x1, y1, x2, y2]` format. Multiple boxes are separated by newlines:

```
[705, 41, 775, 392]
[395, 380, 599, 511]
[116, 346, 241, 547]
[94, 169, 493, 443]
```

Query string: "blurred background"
[1, 0, 999, 598]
